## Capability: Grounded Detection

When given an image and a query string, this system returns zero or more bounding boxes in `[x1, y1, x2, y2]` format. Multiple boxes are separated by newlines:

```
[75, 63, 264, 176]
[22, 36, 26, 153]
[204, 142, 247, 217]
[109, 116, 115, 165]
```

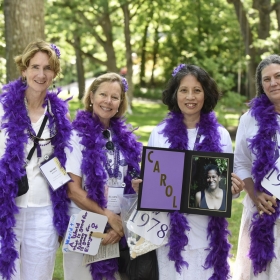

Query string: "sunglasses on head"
[102, 129, 114, 150]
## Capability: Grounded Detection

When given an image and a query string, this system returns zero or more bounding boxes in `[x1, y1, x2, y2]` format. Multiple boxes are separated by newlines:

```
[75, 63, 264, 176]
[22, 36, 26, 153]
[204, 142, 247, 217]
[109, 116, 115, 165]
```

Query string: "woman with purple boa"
[233, 55, 280, 280]
[132, 64, 244, 280]
[63, 73, 142, 280]
[0, 40, 72, 280]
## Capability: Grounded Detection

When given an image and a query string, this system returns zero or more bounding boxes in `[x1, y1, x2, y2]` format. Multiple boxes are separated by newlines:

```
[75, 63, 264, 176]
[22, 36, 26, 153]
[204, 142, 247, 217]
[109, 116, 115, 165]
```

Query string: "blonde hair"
[14, 40, 61, 76]
[84, 72, 128, 117]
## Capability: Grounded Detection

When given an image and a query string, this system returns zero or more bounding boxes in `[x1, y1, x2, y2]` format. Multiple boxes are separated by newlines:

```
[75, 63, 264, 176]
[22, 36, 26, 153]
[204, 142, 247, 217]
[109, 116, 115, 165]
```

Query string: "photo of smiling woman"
[195, 164, 226, 211]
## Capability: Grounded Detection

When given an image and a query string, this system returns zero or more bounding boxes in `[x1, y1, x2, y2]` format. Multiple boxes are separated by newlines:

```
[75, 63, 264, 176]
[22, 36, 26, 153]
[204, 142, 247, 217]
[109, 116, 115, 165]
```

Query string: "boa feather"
[161, 111, 231, 279]
[247, 94, 280, 275]
[72, 110, 142, 280]
[0, 78, 71, 280]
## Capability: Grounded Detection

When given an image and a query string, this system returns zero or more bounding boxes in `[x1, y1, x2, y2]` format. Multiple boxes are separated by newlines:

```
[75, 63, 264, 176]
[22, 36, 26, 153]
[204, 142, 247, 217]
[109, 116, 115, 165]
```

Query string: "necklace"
[104, 145, 121, 178]
[102, 129, 120, 178]
[24, 97, 57, 147]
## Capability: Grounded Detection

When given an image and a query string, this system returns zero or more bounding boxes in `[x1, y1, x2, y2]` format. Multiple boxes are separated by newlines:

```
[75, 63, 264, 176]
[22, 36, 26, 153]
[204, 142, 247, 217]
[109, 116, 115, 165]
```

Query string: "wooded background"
[1, 0, 280, 105]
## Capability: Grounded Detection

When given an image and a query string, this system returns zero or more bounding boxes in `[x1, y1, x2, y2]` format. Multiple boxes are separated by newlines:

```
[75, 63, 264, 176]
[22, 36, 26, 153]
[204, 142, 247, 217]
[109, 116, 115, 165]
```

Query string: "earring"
[90, 103, 93, 107]
[22, 76, 26, 84]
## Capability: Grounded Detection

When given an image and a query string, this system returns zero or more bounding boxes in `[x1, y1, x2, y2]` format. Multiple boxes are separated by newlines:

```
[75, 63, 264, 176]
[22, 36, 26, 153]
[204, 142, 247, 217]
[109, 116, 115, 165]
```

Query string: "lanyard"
[25, 114, 48, 166]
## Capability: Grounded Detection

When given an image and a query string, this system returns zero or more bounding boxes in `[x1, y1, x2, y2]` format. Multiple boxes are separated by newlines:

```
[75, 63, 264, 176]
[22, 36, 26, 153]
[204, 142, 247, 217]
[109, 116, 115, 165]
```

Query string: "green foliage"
[133, 86, 163, 100]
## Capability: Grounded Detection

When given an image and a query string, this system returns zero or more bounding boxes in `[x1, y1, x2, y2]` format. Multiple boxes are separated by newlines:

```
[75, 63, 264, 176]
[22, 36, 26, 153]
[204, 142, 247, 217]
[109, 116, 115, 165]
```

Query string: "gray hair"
[256, 54, 280, 96]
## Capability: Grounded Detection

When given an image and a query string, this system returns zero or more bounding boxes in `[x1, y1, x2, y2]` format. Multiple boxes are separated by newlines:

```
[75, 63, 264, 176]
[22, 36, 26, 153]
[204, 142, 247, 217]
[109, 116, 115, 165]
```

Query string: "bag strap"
[26, 114, 48, 162]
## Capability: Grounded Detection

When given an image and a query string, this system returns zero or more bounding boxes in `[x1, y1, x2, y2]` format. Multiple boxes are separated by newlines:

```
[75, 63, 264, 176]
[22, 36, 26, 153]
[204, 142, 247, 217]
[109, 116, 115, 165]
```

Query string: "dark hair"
[204, 164, 220, 177]
[162, 64, 221, 113]
[255, 54, 280, 96]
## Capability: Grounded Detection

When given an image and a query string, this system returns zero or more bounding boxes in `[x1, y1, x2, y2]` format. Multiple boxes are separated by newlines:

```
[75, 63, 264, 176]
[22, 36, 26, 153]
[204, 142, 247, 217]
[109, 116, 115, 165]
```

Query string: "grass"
[53, 98, 245, 279]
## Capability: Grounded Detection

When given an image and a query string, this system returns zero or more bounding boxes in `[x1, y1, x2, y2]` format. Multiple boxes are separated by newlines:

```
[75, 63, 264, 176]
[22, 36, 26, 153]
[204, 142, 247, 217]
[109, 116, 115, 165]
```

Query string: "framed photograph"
[137, 146, 233, 218]
[180, 150, 233, 217]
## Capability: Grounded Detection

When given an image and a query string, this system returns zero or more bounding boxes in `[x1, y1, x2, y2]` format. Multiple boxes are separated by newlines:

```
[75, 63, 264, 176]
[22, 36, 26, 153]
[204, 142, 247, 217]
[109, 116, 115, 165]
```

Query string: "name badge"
[40, 156, 71, 191]
[107, 183, 125, 214]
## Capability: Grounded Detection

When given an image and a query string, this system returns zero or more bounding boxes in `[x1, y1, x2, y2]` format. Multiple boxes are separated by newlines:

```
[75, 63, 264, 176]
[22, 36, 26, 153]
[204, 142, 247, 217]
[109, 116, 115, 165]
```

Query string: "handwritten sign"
[127, 204, 170, 246]
[139, 148, 185, 211]
[62, 210, 108, 256]
[261, 159, 280, 200]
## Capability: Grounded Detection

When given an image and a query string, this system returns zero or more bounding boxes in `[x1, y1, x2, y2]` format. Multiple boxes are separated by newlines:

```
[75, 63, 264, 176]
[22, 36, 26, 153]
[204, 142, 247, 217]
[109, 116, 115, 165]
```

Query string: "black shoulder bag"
[17, 114, 48, 197]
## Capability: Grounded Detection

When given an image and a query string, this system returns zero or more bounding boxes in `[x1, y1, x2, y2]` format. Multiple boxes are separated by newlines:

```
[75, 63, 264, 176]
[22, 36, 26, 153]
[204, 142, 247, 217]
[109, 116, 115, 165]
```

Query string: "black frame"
[137, 146, 233, 218]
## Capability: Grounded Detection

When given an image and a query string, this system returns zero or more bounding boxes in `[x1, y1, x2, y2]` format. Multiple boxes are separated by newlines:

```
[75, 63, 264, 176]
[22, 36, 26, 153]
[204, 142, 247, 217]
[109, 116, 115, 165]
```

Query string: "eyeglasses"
[102, 129, 114, 150]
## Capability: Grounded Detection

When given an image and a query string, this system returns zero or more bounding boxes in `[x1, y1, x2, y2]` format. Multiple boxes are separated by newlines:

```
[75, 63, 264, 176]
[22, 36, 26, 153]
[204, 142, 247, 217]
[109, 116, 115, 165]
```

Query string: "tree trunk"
[150, 24, 159, 87]
[227, 0, 257, 99]
[73, 34, 85, 100]
[253, 0, 271, 54]
[101, 1, 118, 73]
[3, 0, 45, 82]
[140, 24, 149, 87]
[121, 3, 133, 113]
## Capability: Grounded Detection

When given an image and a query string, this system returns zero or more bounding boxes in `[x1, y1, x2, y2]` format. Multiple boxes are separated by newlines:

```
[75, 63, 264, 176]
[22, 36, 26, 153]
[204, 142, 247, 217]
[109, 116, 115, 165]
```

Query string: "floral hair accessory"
[50, 43, 61, 59]
[122, 77, 128, 92]
[172, 64, 185, 77]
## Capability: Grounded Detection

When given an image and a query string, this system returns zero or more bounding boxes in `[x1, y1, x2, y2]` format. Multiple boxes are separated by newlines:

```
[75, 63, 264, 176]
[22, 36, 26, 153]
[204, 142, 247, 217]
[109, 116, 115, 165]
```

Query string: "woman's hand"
[252, 191, 277, 215]
[131, 178, 142, 194]
[231, 173, 244, 195]
[104, 209, 124, 237]
[241, 177, 277, 215]
[102, 228, 122, 245]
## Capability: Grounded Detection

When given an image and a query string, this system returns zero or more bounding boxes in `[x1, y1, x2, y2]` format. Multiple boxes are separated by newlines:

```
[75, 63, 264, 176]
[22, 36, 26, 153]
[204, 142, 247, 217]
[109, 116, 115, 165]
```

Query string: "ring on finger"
[267, 200, 273, 206]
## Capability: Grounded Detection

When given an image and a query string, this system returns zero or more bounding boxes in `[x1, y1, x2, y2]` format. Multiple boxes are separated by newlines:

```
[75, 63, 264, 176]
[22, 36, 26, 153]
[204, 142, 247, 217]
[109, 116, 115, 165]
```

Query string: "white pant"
[0, 206, 59, 280]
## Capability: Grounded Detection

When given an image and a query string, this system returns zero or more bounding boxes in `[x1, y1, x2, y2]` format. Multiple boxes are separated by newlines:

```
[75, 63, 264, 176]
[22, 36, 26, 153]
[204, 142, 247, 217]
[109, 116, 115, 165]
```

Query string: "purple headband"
[122, 77, 128, 92]
[50, 43, 61, 59]
[172, 64, 186, 77]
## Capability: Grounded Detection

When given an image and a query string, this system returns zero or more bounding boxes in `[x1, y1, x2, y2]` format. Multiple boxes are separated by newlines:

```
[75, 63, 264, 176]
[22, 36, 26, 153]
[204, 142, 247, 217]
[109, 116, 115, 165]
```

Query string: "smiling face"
[90, 81, 121, 127]
[261, 63, 280, 106]
[22, 51, 55, 95]
[206, 169, 221, 191]
[177, 75, 205, 121]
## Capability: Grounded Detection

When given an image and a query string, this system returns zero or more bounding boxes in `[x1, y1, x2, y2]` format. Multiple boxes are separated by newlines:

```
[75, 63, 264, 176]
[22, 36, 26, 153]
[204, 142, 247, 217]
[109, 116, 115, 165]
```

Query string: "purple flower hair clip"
[172, 63, 185, 77]
[50, 43, 61, 59]
[122, 77, 128, 93]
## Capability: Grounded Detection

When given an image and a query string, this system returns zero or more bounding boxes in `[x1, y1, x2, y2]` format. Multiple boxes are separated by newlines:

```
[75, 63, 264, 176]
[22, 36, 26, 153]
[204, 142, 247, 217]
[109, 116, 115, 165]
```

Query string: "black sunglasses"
[102, 130, 114, 150]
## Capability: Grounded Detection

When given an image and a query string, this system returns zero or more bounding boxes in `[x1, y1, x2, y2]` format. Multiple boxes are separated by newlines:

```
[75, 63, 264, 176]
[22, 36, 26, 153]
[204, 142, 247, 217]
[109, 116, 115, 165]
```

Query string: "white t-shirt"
[0, 103, 53, 208]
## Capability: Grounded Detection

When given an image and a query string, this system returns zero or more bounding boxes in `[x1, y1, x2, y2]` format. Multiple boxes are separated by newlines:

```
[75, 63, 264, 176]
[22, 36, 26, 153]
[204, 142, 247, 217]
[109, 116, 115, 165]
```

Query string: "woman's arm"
[67, 173, 124, 237]
[195, 191, 201, 208]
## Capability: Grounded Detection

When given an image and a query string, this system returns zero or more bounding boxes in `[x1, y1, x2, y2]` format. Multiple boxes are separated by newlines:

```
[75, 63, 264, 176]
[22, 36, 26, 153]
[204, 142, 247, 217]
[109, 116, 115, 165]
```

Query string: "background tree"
[3, 0, 45, 82]
[227, 0, 280, 98]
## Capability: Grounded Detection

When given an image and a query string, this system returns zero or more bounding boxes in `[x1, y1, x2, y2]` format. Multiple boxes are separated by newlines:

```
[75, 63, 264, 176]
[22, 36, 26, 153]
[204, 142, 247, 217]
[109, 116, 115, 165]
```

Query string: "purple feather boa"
[0, 78, 71, 280]
[72, 110, 142, 280]
[161, 111, 231, 279]
[248, 94, 280, 275]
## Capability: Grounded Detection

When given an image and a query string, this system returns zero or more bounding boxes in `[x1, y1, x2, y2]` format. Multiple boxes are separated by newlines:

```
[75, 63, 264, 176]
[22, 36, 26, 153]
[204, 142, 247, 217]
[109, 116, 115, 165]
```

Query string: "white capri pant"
[0, 206, 59, 280]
